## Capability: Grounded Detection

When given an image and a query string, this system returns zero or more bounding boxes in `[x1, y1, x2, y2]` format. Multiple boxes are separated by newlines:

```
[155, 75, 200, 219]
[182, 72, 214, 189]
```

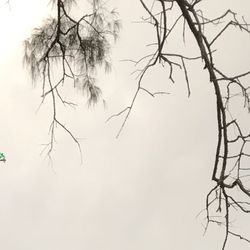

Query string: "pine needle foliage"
[23, 0, 120, 105]
[23, 0, 120, 159]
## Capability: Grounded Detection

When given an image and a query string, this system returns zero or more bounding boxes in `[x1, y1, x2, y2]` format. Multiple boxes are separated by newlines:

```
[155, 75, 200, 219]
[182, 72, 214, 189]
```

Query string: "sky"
[0, 0, 250, 250]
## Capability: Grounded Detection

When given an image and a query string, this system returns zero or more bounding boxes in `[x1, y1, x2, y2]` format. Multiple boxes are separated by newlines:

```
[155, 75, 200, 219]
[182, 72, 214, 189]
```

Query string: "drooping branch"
[108, 0, 250, 249]
[23, 0, 121, 160]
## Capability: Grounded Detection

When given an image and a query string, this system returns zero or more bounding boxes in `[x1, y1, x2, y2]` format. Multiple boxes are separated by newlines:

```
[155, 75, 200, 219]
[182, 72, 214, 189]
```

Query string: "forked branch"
[24, 0, 120, 160]
[109, 0, 250, 249]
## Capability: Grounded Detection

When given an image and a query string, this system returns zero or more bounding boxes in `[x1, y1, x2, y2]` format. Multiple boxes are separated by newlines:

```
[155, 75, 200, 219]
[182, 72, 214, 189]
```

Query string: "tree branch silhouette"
[108, 0, 250, 249]
[22, 0, 250, 248]
[23, 0, 120, 161]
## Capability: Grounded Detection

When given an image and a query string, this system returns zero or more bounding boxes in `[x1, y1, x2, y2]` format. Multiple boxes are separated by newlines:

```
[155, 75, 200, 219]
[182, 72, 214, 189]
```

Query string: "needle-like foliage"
[23, 0, 120, 160]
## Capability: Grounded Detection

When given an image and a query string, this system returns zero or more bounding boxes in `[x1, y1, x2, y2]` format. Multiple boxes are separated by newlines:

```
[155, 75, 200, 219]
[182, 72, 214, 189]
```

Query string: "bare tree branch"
[108, 1, 250, 249]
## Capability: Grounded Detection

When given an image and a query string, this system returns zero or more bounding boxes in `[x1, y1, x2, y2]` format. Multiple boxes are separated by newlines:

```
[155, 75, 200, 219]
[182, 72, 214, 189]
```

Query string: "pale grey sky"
[0, 1, 250, 250]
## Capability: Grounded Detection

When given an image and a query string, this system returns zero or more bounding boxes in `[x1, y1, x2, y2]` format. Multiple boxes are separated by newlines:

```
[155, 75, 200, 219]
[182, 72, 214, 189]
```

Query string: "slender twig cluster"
[109, 0, 250, 249]
[24, 0, 120, 161]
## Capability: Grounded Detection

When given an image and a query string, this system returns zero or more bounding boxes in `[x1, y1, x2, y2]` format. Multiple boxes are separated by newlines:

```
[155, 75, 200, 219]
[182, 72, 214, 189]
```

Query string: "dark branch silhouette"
[23, 0, 120, 161]
[23, 0, 250, 249]
[108, 0, 250, 249]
